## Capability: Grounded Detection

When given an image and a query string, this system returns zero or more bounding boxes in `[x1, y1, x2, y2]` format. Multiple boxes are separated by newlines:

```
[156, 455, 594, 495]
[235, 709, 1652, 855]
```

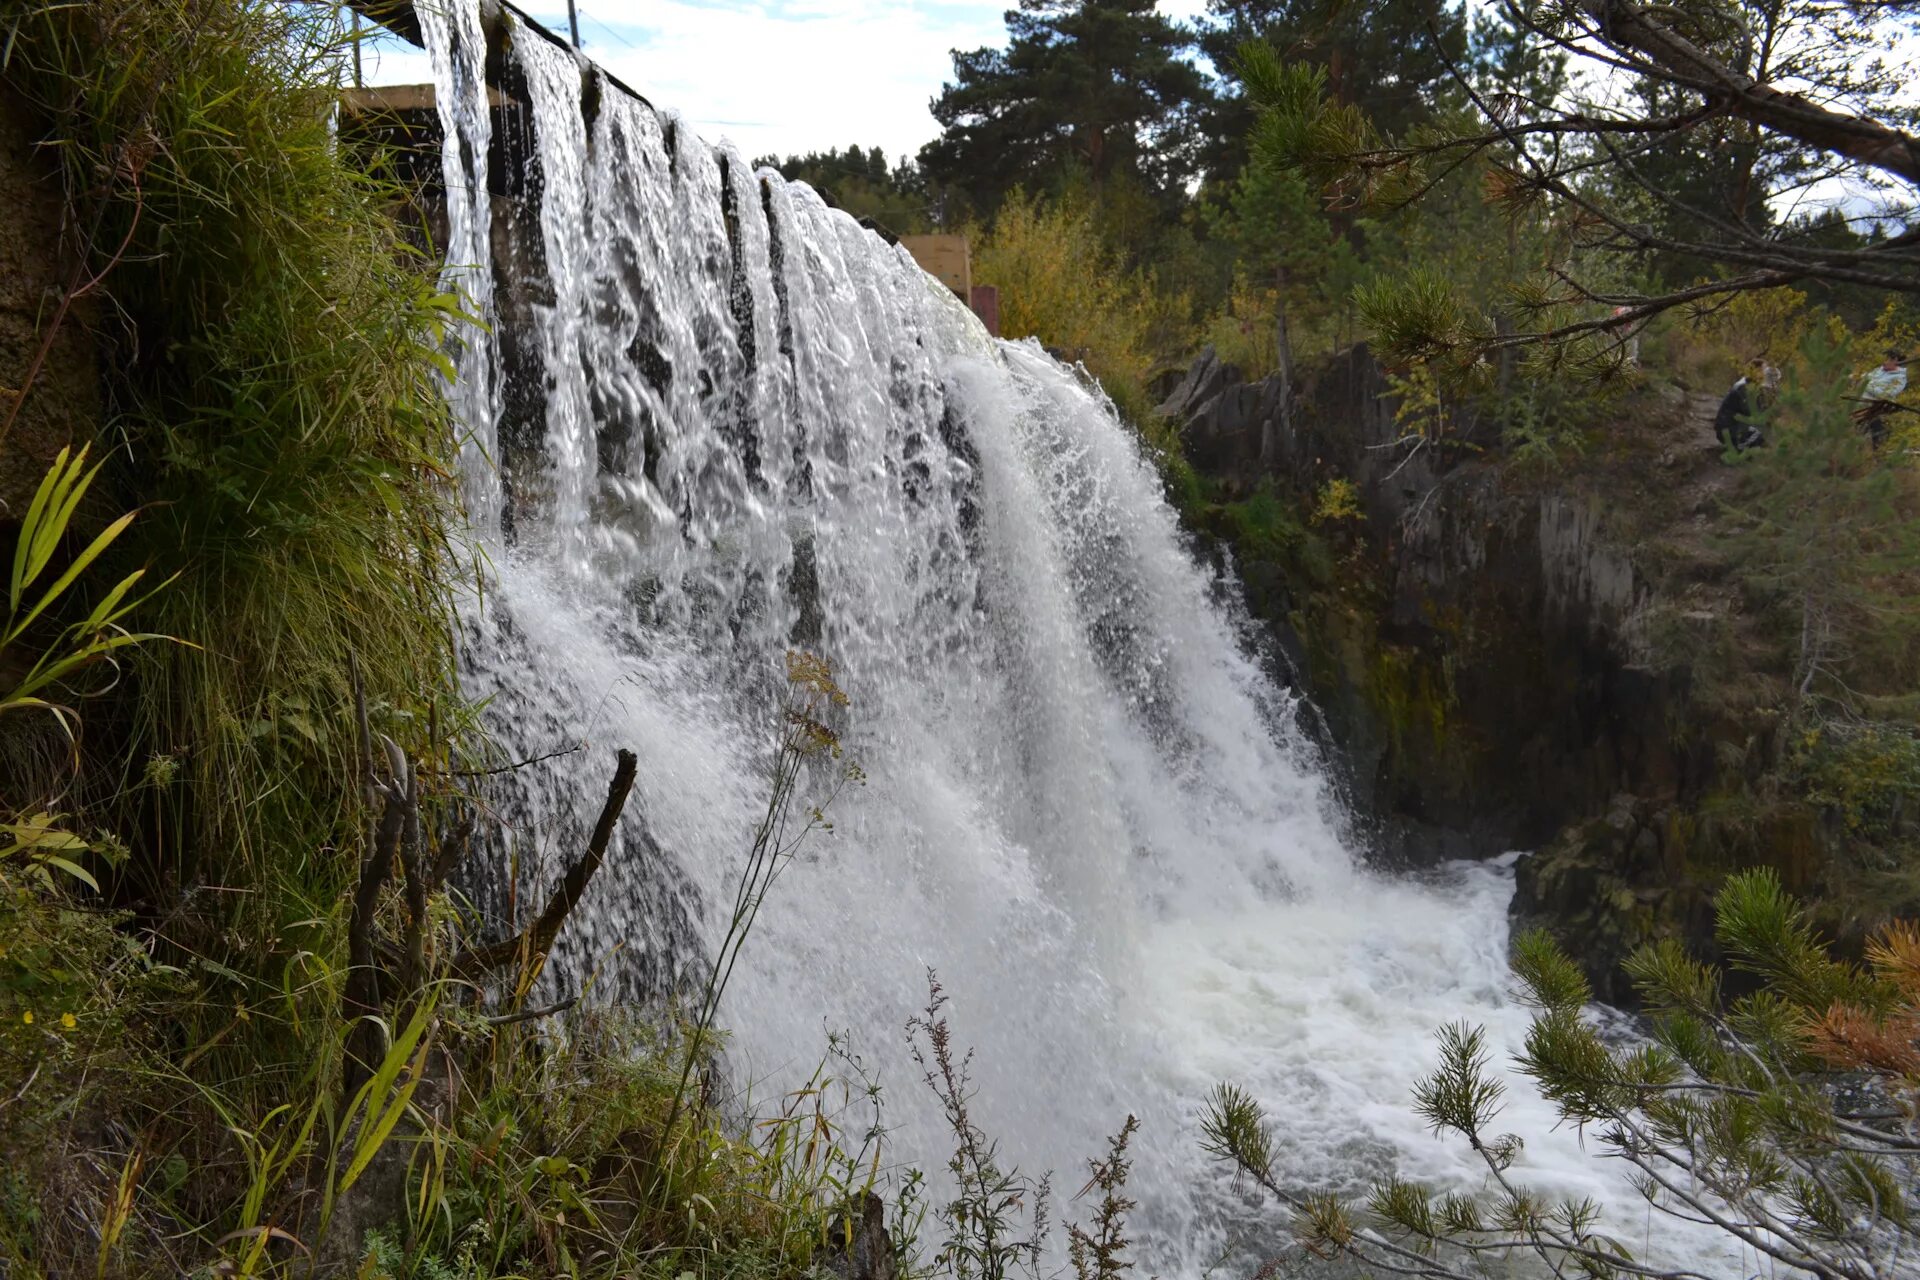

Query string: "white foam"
[422, 11, 1755, 1275]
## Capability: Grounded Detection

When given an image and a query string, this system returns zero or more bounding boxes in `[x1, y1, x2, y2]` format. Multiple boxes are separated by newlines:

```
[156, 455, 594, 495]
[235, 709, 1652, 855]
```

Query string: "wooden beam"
[343, 0, 421, 47]
[338, 83, 508, 115]
[338, 0, 655, 111]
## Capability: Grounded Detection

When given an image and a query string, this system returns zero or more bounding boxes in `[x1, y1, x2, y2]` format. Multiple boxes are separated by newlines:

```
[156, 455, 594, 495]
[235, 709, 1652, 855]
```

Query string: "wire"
[581, 8, 639, 51]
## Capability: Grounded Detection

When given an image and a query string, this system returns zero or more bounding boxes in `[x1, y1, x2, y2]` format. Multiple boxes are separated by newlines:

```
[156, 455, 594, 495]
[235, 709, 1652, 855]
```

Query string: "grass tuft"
[3, 0, 469, 1072]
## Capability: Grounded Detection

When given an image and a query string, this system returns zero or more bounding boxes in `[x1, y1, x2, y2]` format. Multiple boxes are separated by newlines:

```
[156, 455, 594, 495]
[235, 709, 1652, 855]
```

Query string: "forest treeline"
[770, 0, 1920, 819]
[763, 0, 1919, 411]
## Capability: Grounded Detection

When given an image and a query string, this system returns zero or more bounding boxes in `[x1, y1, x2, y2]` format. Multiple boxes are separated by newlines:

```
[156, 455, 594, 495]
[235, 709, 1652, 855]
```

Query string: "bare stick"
[454, 749, 638, 977]
[427, 809, 476, 895]
[392, 736, 427, 992]
[349, 653, 374, 808]
[344, 736, 406, 1091]
[431, 743, 582, 779]
[483, 997, 578, 1027]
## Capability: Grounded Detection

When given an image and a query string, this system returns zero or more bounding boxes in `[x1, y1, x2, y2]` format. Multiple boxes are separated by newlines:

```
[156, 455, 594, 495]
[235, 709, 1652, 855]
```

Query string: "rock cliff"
[1162, 345, 1910, 998]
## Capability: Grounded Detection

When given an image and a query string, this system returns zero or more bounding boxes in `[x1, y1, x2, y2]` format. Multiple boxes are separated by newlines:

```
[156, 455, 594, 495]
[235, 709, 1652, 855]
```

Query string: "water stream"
[418, 11, 1751, 1275]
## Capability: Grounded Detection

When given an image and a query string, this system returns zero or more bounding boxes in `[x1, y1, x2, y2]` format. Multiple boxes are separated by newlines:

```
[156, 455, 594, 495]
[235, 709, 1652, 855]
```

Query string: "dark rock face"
[1164, 344, 1844, 997]
[0, 83, 101, 523]
[1173, 345, 1675, 865]
[0, 83, 104, 805]
[1509, 795, 1709, 1005]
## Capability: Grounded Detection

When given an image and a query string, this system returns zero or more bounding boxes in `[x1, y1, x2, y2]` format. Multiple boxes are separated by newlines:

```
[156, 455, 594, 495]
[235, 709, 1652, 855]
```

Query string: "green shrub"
[0, 880, 173, 1271]
[1791, 719, 1920, 845]
[973, 189, 1192, 426]
[1219, 489, 1335, 587]
[2, 0, 467, 929]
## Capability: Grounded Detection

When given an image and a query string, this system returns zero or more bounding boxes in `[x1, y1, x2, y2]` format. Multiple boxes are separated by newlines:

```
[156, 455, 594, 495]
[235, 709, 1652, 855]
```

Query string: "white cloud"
[363, 0, 1210, 162]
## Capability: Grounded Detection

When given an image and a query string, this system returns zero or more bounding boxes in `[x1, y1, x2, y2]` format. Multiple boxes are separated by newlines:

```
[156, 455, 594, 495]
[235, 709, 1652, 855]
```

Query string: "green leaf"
[11, 445, 76, 612]
[10, 631, 170, 702]
[338, 999, 436, 1193]
[35, 854, 98, 891]
[7, 509, 139, 643]
[3, 811, 88, 852]
[80, 569, 148, 631]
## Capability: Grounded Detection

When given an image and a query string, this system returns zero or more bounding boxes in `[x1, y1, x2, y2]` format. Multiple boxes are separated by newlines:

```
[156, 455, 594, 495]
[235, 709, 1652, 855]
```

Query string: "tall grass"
[2, 0, 467, 1038]
[0, 0, 471, 1267]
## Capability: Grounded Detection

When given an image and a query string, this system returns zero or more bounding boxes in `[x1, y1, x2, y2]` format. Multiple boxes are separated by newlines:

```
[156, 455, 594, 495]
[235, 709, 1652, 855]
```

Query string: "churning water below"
[414, 7, 1755, 1275]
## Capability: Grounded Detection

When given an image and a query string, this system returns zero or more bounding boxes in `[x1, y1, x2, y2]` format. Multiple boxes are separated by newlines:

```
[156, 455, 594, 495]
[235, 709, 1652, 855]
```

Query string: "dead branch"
[427, 808, 476, 896]
[429, 743, 583, 779]
[396, 736, 427, 992]
[483, 997, 578, 1027]
[344, 730, 408, 1091]
[453, 749, 639, 979]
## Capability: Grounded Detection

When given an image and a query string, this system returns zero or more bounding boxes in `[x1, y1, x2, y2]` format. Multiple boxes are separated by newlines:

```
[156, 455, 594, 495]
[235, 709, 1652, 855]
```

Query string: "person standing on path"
[1852, 349, 1908, 448]
[1714, 358, 1776, 453]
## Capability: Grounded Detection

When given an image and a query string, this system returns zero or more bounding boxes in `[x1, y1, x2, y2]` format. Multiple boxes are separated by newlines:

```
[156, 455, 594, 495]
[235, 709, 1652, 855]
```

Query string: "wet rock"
[818, 1191, 898, 1280]
[1163, 344, 1691, 863]
[0, 82, 101, 522]
[1162, 341, 1888, 981]
[1510, 797, 1677, 1003]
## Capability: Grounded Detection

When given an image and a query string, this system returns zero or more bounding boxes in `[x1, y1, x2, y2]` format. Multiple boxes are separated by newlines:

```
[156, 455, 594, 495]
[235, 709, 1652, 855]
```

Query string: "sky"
[362, 0, 1211, 163]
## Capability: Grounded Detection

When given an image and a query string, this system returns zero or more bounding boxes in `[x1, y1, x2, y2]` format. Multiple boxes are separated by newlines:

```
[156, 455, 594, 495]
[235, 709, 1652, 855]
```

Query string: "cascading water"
[421, 11, 1752, 1275]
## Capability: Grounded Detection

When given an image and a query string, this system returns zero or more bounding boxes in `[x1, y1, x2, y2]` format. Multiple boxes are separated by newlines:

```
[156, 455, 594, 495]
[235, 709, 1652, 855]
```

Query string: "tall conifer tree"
[920, 0, 1213, 218]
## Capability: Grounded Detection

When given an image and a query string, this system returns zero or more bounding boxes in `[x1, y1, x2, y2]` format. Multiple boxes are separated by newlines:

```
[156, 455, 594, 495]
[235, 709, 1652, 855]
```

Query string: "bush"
[1791, 718, 1920, 845]
[973, 189, 1190, 425]
[1218, 490, 1335, 587]
[1202, 272, 1287, 380]
[372, 1013, 905, 1280]
[1647, 285, 1814, 391]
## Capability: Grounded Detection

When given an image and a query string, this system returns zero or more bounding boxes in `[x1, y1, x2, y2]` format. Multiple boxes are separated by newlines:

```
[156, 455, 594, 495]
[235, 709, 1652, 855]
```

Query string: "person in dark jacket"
[1714, 359, 1775, 452]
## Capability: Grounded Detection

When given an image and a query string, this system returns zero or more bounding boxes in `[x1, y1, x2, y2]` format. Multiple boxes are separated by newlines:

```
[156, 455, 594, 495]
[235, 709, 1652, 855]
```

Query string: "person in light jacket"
[1852, 349, 1908, 448]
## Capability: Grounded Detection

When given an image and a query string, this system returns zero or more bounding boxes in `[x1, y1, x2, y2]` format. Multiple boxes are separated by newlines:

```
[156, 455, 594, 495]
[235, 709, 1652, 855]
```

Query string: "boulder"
[818, 1191, 898, 1280]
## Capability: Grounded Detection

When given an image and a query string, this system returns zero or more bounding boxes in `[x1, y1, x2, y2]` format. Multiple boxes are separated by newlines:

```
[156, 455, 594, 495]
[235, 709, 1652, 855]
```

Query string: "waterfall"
[419, 11, 1744, 1276]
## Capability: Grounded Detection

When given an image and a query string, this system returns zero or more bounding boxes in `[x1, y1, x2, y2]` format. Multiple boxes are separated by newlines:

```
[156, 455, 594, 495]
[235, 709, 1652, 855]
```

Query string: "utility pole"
[567, 0, 581, 47]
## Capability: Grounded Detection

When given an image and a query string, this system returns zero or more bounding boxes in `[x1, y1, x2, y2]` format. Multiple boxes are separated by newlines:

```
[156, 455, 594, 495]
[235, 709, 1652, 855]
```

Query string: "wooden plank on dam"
[899, 235, 971, 300]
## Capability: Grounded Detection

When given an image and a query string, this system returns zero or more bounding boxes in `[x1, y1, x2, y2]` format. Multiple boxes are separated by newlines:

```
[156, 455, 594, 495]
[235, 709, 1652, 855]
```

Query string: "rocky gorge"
[1159, 342, 1917, 1002]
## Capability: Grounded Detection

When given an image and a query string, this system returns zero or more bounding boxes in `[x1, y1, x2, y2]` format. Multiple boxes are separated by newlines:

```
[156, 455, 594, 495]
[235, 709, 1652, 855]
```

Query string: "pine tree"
[1196, 0, 1469, 184]
[756, 146, 933, 235]
[919, 0, 1212, 219]
[1236, 0, 1920, 365]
